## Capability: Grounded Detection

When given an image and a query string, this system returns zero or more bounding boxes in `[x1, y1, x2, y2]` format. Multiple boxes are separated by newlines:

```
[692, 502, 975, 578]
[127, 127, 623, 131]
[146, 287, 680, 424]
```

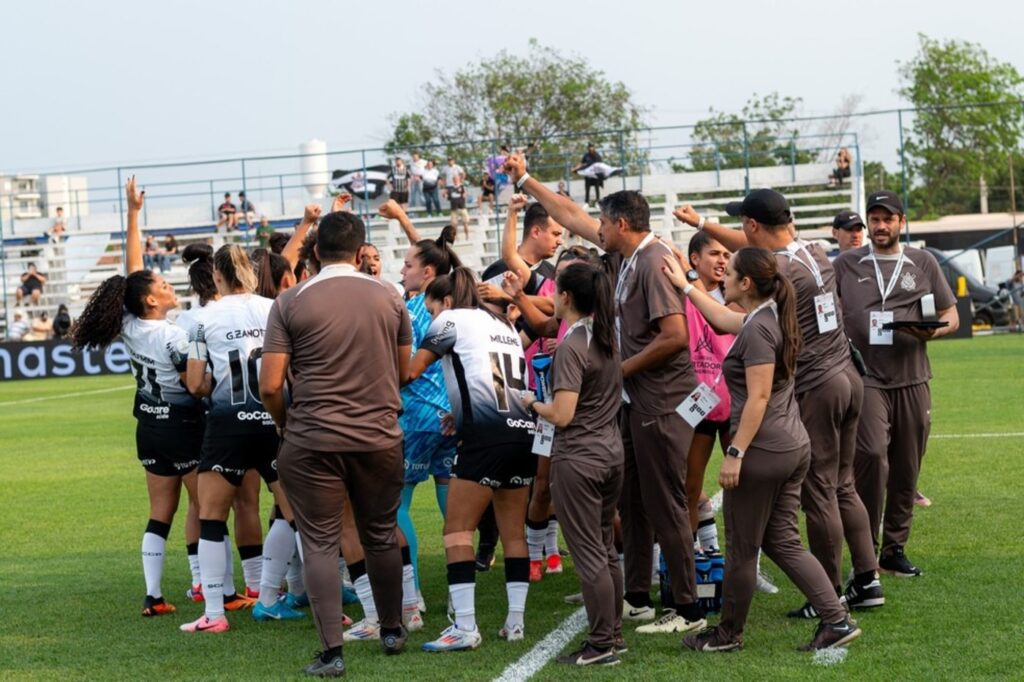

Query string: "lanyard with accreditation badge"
[867, 245, 907, 346]
[779, 240, 838, 334]
[676, 299, 777, 427]
[615, 232, 660, 405]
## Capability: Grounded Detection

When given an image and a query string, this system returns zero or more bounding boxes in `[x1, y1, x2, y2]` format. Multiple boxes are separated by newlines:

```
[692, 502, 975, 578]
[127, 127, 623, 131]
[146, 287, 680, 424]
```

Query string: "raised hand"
[673, 204, 701, 227]
[508, 193, 529, 212]
[501, 270, 525, 298]
[126, 175, 145, 212]
[503, 153, 527, 183]
[378, 199, 407, 221]
[303, 204, 323, 224]
[331, 193, 352, 213]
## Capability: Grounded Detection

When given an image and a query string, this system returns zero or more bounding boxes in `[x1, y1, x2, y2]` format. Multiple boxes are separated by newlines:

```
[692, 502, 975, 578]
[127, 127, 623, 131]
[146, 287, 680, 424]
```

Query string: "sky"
[2, 0, 1022, 173]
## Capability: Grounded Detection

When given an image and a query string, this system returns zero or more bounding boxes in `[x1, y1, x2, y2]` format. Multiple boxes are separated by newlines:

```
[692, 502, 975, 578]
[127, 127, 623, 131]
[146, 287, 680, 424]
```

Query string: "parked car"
[925, 247, 1010, 327]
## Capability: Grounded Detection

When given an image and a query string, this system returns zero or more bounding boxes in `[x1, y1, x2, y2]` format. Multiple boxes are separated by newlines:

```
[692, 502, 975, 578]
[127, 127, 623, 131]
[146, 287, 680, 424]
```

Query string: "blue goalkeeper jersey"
[400, 293, 451, 433]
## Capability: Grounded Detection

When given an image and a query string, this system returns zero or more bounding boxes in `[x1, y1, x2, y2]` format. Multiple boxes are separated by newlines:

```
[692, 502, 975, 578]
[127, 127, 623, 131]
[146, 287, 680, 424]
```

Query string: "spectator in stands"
[832, 210, 865, 252]
[572, 143, 604, 205]
[257, 216, 274, 248]
[409, 151, 426, 208]
[160, 235, 178, 273]
[8, 310, 29, 341]
[143, 235, 159, 270]
[24, 311, 53, 341]
[829, 148, 852, 187]
[15, 262, 47, 306]
[238, 191, 256, 228]
[480, 173, 496, 214]
[446, 175, 471, 240]
[442, 157, 464, 188]
[217, 192, 238, 230]
[48, 207, 67, 242]
[52, 304, 72, 340]
[422, 160, 441, 216]
[556, 181, 571, 198]
[388, 158, 411, 208]
[20, 238, 41, 259]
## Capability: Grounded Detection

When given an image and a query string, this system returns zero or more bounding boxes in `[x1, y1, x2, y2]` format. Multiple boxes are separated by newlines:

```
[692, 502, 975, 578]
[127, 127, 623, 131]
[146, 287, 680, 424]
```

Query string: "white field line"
[492, 607, 588, 682]
[930, 432, 1024, 439]
[0, 384, 133, 407]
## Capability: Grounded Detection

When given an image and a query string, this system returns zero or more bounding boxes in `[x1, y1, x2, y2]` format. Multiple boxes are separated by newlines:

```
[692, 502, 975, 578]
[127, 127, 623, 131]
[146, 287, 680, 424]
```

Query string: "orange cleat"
[142, 595, 177, 617]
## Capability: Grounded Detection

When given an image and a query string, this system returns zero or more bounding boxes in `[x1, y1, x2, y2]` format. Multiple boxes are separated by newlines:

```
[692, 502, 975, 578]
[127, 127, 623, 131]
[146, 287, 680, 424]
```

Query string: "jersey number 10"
[228, 348, 263, 406]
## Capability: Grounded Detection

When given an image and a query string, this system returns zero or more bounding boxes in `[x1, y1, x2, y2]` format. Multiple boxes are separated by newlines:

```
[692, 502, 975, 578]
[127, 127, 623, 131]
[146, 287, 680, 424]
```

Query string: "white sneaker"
[635, 610, 706, 634]
[404, 610, 425, 632]
[343, 618, 380, 641]
[499, 622, 525, 641]
[564, 592, 584, 605]
[422, 624, 482, 652]
[756, 570, 779, 594]
[622, 600, 656, 621]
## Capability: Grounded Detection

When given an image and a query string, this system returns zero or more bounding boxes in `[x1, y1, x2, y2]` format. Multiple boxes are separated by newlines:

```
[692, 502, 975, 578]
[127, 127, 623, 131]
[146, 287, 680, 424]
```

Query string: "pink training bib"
[686, 295, 734, 423]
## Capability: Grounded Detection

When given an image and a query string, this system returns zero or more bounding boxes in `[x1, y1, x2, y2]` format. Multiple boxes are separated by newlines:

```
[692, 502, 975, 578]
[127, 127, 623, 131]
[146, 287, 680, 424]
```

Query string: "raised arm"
[503, 271, 560, 338]
[281, 204, 322, 271]
[673, 204, 748, 254]
[379, 199, 421, 244]
[504, 153, 601, 245]
[662, 253, 744, 334]
[125, 176, 145, 274]
[502, 194, 532, 285]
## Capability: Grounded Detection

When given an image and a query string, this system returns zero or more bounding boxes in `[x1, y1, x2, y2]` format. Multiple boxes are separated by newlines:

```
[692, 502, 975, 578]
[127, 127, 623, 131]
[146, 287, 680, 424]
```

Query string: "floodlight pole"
[898, 110, 910, 244]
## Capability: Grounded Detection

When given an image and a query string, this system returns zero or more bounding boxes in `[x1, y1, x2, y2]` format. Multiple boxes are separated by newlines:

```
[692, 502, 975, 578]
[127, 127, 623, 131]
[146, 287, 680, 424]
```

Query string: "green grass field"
[2, 335, 1022, 680]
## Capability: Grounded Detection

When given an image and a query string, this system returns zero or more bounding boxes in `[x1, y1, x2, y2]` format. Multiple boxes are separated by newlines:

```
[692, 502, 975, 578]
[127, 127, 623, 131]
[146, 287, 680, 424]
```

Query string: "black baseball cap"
[866, 191, 904, 215]
[724, 189, 791, 225]
[832, 210, 865, 231]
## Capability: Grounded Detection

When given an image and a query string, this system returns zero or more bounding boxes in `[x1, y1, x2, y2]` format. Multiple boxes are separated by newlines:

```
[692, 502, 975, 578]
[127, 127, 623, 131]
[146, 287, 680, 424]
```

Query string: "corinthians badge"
[900, 271, 917, 291]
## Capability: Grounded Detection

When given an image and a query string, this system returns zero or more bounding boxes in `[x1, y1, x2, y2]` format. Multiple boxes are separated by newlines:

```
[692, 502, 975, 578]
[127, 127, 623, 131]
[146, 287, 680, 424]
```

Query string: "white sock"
[697, 520, 720, 553]
[241, 555, 262, 593]
[449, 582, 476, 631]
[200, 536, 226, 618]
[187, 549, 201, 586]
[652, 543, 661, 582]
[259, 519, 296, 607]
[141, 532, 166, 598]
[287, 548, 305, 595]
[526, 524, 546, 562]
[545, 519, 559, 558]
[337, 556, 349, 586]
[354, 574, 378, 623]
[402, 562, 418, 610]
[223, 535, 236, 597]
[505, 582, 528, 628]
[294, 531, 304, 562]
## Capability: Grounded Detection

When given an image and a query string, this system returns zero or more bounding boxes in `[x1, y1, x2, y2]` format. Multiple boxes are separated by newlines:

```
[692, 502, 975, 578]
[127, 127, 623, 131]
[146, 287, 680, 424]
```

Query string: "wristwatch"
[686, 269, 700, 283]
[725, 445, 745, 460]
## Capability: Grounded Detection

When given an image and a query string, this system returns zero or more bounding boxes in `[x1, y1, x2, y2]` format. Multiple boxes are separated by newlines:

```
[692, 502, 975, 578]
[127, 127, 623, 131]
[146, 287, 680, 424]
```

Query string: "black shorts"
[390, 191, 409, 204]
[694, 418, 730, 441]
[136, 421, 203, 477]
[452, 441, 536, 489]
[481, 188, 494, 198]
[200, 433, 280, 487]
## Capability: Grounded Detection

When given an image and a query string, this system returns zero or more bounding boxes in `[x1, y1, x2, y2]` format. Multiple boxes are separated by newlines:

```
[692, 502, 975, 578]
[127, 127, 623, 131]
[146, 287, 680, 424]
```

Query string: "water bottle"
[531, 353, 553, 402]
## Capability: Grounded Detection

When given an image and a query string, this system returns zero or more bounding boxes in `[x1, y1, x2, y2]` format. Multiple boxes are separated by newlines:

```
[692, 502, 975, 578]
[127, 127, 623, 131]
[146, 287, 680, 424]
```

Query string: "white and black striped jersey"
[420, 308, 533, 452]
[120, 313, 201, 424]
[186, 293, 276, 437]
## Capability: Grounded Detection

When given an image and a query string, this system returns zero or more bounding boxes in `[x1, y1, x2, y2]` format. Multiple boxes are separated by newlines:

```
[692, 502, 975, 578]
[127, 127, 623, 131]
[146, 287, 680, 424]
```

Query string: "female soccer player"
[179, 244, 301, 633]
[665, 247, 862, 652]
[71, 177, 202, 618]
[520, 263, 625, 667]
[407, 267, 536, 651]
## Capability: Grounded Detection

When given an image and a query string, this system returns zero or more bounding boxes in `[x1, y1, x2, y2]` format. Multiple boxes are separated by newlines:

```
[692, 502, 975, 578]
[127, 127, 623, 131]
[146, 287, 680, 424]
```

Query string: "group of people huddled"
[72, 151, 958, 677]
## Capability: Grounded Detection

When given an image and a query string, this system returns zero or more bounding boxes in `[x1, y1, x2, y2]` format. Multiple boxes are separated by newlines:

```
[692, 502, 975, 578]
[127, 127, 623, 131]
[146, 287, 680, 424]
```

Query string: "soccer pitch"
[1, 336, 1022, 680]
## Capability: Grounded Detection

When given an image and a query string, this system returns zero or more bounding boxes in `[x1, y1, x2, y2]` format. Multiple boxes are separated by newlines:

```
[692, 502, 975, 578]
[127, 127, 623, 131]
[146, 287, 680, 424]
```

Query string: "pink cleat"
[180, 614, 230, 633]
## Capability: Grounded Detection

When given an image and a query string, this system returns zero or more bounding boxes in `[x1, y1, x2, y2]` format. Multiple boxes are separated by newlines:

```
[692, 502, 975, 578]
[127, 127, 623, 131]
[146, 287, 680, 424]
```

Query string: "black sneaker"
[842, 577, 885, 610]
[381, 626, 408, 656]
[879, 546, 923, 578]
[475, 546, 496, 572]
[786, 602, 819, 619]
[557, 643, 620, 666]
[798, 617, 862, 651]
[303, 649, 346, 677]
[682, 627, 742, 653]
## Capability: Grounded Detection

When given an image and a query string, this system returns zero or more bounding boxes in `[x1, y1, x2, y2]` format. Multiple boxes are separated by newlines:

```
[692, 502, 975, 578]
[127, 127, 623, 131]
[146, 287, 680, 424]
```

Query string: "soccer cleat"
[343, 619, 380, 642]
[622, 600, 656, 621]
[185, 584, 204, 603]
[557, 643, 620, 666]
[422, 624, 482, 652]
[879, 546, 923, 578]
[282, 592, 310, 609]
[180, 614, 230, 633]
[612, 636, 628, 655]
[529, 560, 544, 582]
[786, 602, 820, 620]
[545, 554, 563, 575]
[223, 592, 257, 611]
[498, 623, 525, 641]
[842, 578, 885, 610]
[475, 547, 496, 572]
[404, 609, 424, 632]
[253, 599, 307, 621]
[682, 627, 743, 653]
[914, 491, 932, 507]
[303, 650, 345, 677]
[563, 592, 584, 605]
[142, 595, 176, 617]
[381, 626, 408, 656]
[635, 609, 706, 634]
[798, 617, 862, 651]
[756, 569, 780, 594]
[245, 587, 260, 600]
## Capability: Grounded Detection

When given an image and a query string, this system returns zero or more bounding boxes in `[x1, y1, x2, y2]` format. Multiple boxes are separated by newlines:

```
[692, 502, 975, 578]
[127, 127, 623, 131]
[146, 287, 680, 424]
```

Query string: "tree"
[863, 160, 892, 198]
[898, 34, 1024, 219]
[385, 39, 644, 180]
[686, 93, 815, 172]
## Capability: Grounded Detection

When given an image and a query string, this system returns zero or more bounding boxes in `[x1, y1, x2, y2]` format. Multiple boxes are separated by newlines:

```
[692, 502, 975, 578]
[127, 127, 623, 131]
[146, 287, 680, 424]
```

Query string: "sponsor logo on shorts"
[211, 464, 246, 477]
[236, 410, 273, 424]
[506, 418, 536, 430]
[174, 460, 199, 471]
[139, 403, 170, 416]
[140, 458, 157, 466]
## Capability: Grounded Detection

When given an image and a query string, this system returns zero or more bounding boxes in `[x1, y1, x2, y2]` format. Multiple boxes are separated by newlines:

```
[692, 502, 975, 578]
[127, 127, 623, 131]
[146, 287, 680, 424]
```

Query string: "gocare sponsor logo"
[236, 410, 273, 423]
[506, 418, 536, 430]
[139, 403, 170, 416]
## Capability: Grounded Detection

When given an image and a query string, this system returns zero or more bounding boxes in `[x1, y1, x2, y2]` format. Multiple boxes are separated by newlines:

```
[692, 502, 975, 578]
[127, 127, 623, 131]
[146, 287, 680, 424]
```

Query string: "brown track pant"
[278, 440, 404, 651]
[619, 406, 697, 607]
[550, 459, 624, 649]
[719, 443, 846, 641]
[796, 363, 878, 585]
[854, 382, 932, 555]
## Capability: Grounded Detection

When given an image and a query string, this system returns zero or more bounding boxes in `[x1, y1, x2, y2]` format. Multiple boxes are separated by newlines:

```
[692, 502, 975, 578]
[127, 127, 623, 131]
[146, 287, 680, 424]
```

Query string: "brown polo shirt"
[263, 263, 412, 452]
[722, 305, 809, 452]
[550, 321, 624, 467]
[616, 235, 695, 415]
[774, 241, 850, 394]
[833, 245, 955, 389]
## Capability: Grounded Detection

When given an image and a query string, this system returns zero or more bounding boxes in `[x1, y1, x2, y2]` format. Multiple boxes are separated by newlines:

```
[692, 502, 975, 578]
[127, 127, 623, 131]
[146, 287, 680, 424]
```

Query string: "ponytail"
[256, 250, 292, 299]
[214, 244, 257, 293]
[425, 266, 481, 309]
[71, 270, 155, 350]
[556, 263, 615, 357]
[731, 247, 802, 381]
[414, 223, 462, 277]
[182, 243, 217, 305]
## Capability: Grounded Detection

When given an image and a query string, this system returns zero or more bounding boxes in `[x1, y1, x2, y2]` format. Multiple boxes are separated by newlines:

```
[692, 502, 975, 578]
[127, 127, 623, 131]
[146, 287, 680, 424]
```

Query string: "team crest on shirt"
[900, 272, 917, 291]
